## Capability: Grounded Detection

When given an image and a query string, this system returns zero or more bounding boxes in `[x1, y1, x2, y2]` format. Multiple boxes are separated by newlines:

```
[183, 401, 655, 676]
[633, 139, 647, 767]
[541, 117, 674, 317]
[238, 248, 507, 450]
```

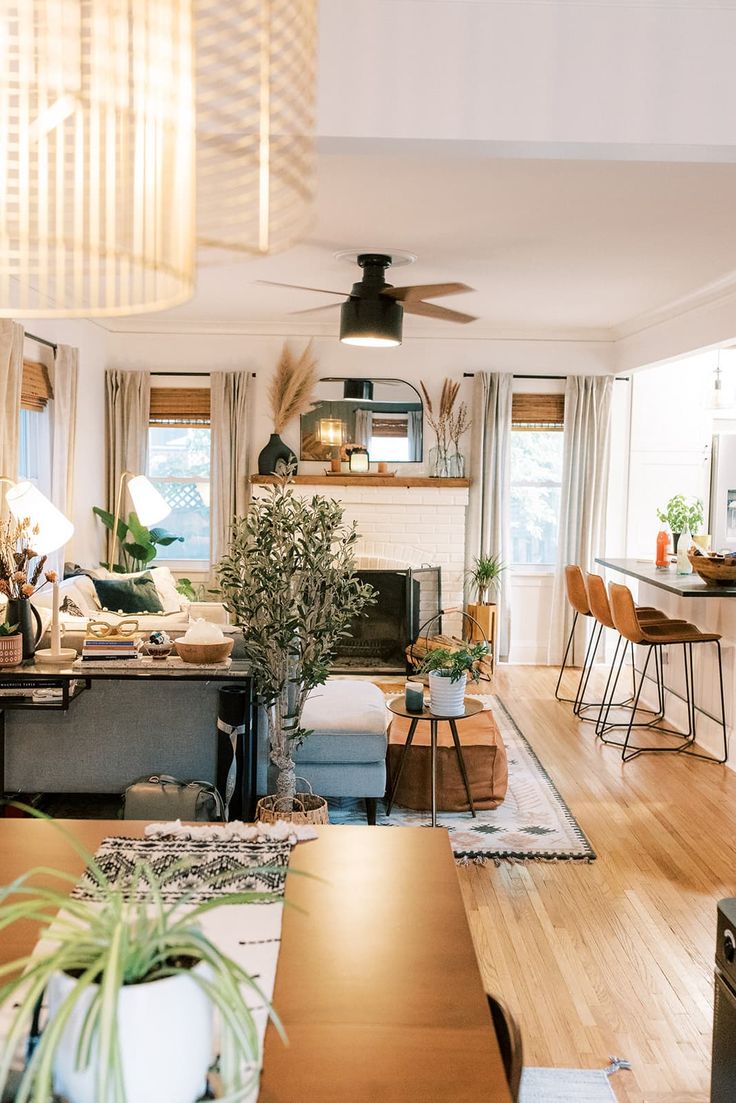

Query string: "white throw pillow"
[95, 564, 182, 614]
[32, 575, 100, 614]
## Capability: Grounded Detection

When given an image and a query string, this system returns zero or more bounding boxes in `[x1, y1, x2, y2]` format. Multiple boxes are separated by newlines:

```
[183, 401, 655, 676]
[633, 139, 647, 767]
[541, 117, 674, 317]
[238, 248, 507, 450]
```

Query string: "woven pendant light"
[196, 0, 317, 256]
[0, 0, 195, 317]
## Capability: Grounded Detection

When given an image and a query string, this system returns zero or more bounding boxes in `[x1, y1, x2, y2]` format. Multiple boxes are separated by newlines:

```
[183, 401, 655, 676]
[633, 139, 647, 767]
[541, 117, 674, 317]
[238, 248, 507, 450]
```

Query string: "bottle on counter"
[676, 526, 693, 575]
[655, 529, 670, 568]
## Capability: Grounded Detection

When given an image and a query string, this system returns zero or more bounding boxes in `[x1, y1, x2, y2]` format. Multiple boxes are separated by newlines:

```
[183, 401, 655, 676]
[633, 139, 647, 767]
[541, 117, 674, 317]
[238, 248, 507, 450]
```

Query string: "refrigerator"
[709, 430, 736, 552]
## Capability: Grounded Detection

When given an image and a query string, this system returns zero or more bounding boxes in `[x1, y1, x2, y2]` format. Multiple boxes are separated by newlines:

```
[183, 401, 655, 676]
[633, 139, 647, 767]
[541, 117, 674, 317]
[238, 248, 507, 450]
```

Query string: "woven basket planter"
[256, 782, 329, 826]
[0, 633, 22, 666]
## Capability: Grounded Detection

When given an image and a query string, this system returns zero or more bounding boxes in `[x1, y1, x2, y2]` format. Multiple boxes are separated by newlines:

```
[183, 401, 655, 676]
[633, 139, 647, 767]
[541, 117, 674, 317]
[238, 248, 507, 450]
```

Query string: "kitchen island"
[595, 557, 735, 767]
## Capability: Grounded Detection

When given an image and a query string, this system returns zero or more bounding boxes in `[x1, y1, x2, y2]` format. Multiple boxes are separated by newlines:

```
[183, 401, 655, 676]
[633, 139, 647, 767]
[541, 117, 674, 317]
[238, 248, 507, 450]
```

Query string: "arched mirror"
[300, 377, 423, 463]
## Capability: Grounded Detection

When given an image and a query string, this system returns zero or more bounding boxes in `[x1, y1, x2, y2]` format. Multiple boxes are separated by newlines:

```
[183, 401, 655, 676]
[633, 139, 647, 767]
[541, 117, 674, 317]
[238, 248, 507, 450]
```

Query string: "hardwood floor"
[458, 663, 736, 1103]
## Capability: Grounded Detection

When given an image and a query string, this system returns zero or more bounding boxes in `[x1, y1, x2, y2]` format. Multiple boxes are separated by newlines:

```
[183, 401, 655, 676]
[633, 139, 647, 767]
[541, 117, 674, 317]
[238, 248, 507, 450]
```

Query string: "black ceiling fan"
[258, 253, 477, 347]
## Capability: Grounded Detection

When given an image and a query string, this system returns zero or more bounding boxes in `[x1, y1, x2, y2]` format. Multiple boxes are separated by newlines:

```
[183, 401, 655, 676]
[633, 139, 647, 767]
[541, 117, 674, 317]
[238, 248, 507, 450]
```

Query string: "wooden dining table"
[0, 820, 511, 1102]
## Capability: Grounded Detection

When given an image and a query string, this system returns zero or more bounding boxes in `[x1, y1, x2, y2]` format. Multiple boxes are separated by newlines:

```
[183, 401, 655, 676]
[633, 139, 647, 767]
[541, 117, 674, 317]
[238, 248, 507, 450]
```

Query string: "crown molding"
[98, 317, 613, 344]
[613, 268, 736, 342]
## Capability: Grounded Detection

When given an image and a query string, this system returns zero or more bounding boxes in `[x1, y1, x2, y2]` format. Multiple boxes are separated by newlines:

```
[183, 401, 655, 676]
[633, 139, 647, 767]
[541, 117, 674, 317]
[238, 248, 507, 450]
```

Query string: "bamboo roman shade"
[372, 416, 408, 438]
[149, 387, 211, 425]
[21, 359, 53, 412]
[511, 393, 564, 430]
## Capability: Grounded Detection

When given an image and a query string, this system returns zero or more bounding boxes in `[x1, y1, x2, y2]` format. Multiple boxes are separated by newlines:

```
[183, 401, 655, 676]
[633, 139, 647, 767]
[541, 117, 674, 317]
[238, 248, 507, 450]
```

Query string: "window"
[369, 414, 411, 462]
[148, 387, 211, 565]
[18, 359, 52, 494]
[509, 393, 564, 567]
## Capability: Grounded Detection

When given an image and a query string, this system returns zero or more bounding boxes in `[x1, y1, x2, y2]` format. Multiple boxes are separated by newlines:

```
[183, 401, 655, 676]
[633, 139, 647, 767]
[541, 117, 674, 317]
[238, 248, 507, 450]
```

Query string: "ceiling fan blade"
[402, 300, 477, 324]
[383, 282, 473, 303]
[289, 303, 343, 316]
[256, 279, 346, 297]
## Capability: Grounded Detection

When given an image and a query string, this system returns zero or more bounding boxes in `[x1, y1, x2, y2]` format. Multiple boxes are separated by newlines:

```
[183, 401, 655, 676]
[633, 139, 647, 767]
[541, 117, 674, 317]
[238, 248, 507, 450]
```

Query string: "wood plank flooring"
[459, 664, 736, 1103]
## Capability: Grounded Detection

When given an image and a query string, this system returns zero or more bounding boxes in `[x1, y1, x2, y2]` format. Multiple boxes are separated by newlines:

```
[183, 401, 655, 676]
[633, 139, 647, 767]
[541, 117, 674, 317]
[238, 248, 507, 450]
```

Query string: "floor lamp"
[2, 477, 75, 664]
[110, 472, 172, 569]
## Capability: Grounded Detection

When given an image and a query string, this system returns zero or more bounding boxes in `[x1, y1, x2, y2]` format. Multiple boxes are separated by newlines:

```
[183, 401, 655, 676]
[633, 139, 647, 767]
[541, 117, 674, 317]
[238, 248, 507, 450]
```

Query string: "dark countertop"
[595, 557, 736, 598]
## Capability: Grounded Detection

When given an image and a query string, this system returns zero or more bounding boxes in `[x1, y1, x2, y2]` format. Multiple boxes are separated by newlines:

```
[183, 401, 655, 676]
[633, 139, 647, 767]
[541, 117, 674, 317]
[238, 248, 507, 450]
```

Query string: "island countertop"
[595, 557, 736, 598]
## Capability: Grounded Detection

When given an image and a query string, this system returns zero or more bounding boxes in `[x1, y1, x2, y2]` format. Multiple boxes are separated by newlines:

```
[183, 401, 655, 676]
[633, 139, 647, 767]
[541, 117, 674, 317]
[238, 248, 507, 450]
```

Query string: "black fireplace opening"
[333, 567, 441, 674]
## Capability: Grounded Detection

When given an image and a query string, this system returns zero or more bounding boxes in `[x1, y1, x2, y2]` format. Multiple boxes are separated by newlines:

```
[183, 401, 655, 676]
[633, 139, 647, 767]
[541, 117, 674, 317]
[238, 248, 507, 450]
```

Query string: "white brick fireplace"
[252, 479, 470, 627]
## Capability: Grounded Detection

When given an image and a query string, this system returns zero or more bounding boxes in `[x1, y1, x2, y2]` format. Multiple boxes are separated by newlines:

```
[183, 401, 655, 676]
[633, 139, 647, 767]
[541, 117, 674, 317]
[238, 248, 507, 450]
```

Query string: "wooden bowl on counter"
[173, 638, 234, 664]
[688, 548, 736, 585]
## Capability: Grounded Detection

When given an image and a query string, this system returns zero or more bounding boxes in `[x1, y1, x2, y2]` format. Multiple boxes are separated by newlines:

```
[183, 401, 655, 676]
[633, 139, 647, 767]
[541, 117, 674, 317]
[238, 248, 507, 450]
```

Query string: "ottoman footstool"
[287, 680, 388, 824]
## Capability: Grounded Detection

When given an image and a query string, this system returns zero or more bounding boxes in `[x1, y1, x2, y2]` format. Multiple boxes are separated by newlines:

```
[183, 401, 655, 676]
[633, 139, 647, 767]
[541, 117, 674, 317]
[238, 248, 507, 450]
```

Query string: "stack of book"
[81, 637, 141, 662]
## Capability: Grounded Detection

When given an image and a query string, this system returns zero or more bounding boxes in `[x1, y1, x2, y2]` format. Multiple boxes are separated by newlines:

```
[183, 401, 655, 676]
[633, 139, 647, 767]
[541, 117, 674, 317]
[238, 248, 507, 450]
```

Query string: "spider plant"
[465, 553, 505, 605]
[0, 811, 286, 1103]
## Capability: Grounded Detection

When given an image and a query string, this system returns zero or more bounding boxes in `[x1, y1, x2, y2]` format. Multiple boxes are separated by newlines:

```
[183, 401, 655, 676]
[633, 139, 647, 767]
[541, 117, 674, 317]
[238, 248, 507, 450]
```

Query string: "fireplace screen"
[333, 567, 441, 674]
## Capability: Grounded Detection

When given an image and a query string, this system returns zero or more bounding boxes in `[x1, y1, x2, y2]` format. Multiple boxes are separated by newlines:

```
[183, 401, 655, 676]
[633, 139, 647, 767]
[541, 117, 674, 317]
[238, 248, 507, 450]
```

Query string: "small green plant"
[418, 642, 489, 683]
[465, 552, 505, 604]
[0, 808, 284, 1103]
[0, 622, 19, 636]
[175, 578, 221, 603]
[656, 495, 705, 534]
[93, 507, 183, 573]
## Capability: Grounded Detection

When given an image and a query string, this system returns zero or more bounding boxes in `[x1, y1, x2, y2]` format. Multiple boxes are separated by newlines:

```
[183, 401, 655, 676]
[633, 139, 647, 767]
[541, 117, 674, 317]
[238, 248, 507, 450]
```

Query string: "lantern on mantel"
[348, 447, 370, 474]
[0, 0, 195, 317]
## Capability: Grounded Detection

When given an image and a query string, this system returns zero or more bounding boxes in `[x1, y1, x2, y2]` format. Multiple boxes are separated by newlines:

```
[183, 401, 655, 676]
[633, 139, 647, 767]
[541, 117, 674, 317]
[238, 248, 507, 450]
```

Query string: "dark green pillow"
[92, 573, 164, 615]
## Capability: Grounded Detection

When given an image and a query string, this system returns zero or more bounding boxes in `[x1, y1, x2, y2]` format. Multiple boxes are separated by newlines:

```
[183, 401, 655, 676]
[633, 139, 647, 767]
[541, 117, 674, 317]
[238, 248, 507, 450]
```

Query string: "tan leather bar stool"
[555, 565, 601, 714]
[602, 582, 727, 762]
[585, 572, 683, 736]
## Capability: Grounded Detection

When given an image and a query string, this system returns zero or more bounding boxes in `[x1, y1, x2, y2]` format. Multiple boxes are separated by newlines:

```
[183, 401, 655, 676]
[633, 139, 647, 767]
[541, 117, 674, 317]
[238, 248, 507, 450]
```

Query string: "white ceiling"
[106, 151, 736, 340]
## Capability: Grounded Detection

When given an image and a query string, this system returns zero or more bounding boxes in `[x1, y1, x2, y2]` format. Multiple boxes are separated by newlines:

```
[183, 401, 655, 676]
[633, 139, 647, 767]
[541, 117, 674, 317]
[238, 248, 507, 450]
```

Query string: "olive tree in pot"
[217, 481, 375, 804]
[419, 642, 490, 717]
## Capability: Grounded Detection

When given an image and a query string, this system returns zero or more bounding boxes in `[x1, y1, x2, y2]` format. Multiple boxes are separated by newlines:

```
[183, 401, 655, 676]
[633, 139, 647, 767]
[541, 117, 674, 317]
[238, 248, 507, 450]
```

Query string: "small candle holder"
[405, 681, 424, 713]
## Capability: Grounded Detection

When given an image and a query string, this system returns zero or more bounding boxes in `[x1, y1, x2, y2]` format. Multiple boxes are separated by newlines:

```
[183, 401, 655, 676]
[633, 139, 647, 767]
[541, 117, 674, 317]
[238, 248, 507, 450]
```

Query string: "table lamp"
[1, 477, 76, 664]
[110, 471, 171, 567]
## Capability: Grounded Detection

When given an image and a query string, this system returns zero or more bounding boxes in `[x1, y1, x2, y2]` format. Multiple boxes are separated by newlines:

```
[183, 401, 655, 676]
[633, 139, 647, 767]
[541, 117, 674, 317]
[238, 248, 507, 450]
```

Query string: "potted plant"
[465, 552, 505, 648]
[217, 479, 375, 805]
[419, 642, 490, 717]
[656, 495, 705, 553]
[0, 515, 54, 659]
[0, 621, 21, 666]
[258, 342, 319, 475]
[0, 815, 282, 1103]
[92, 507, 183, 573]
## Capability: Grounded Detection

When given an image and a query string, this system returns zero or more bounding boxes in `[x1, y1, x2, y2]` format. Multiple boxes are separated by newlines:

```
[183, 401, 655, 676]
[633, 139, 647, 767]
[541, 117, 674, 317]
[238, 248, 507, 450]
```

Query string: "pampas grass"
[269, 341, 319, 433]
[420, 378, 469, 463]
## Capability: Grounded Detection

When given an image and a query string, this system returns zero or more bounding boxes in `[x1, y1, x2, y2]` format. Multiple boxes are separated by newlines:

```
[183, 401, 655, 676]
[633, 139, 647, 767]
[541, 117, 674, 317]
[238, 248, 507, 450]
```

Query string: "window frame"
[509, 406, 565, 573]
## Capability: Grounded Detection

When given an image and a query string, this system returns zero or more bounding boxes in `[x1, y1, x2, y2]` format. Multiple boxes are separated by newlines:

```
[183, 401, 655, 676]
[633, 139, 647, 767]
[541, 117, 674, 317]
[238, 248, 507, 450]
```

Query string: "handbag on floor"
[122, 774, 225, 822]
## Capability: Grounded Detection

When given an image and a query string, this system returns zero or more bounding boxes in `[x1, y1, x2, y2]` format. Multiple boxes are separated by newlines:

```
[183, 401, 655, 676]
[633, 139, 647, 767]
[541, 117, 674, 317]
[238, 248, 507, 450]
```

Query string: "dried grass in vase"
[420, 377, 468, 476]
[269, 341, 319, 434]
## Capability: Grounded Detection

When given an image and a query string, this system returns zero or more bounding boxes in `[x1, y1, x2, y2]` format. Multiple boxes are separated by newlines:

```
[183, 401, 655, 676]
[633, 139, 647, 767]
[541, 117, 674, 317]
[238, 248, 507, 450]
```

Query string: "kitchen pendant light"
[0, 0, 196, 318]
[196, 0, 317, 256]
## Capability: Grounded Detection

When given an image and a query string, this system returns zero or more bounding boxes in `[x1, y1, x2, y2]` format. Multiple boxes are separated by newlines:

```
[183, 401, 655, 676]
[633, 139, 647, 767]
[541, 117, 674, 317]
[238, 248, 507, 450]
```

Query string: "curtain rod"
[462, 372, 630, 382]
[151, 371, 256, 378]
[25, 331, 58, 355]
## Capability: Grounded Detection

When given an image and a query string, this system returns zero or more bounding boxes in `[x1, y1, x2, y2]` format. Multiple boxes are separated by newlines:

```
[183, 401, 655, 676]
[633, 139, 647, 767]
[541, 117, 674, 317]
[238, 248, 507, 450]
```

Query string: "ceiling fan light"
[340, 297, 403, 349]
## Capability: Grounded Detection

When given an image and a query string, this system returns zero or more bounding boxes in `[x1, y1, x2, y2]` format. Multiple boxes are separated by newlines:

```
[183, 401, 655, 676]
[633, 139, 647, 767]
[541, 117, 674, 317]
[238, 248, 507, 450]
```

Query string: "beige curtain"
[105, 369, 150, 531]
[211, 370, 250, 566]
[465, 372, 513, 660]
[547, 375, 614, 665]
[49, 345, 78, 570]
[0, 321, 24, 521]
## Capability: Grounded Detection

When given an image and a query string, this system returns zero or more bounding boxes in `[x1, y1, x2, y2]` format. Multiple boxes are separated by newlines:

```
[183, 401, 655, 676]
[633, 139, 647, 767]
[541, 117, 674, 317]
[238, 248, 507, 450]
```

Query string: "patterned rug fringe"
[456, 852, 596, 867]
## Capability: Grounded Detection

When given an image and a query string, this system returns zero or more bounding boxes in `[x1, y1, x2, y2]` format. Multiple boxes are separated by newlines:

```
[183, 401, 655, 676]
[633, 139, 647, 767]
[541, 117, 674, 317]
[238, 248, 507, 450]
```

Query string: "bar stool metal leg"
[554, 611, 578, 702]
[573, 622, 603, 716]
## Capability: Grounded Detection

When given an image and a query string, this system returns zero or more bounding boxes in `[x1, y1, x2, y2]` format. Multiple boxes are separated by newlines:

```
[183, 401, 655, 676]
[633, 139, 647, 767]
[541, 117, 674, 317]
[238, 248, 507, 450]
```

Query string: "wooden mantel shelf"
[250, 475, 471, 488]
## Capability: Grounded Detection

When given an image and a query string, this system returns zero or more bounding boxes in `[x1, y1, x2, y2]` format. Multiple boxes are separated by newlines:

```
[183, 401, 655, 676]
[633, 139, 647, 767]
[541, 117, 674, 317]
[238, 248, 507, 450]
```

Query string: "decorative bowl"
[173, 638, 234, 664]
[688, 548, 736, 585]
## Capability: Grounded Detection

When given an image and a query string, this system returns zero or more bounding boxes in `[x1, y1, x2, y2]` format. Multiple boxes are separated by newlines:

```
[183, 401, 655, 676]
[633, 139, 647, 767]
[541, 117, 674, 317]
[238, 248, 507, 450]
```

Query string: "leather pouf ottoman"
[387, 707, 508, 812]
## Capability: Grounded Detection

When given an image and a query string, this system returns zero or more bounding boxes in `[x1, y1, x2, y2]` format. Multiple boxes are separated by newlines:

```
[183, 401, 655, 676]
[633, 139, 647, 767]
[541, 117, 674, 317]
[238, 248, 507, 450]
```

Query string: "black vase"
[257, 433, 297, 476]
[6, 598, 43, 661]
[672, 532, 681, 554]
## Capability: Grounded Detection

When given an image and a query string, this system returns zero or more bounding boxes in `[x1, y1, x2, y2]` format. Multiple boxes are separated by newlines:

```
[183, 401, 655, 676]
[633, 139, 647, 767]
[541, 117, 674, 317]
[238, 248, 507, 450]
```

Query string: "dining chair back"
[486, 993, 523, 1101]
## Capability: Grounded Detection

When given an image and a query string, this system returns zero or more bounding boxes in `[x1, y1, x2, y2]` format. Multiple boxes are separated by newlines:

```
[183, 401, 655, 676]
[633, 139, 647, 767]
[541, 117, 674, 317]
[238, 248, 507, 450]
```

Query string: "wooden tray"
[323, 469, 396, 477]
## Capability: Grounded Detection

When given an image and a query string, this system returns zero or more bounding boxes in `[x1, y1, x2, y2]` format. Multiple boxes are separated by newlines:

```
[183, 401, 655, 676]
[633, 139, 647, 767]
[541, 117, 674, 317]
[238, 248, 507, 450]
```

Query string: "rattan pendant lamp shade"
[0, 0, 195, 317]
[195, 0, 317, 256]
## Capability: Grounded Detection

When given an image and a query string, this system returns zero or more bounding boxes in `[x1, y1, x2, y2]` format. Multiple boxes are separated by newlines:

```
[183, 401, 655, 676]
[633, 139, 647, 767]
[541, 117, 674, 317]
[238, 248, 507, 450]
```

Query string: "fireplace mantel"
[250, 475, 470, 488]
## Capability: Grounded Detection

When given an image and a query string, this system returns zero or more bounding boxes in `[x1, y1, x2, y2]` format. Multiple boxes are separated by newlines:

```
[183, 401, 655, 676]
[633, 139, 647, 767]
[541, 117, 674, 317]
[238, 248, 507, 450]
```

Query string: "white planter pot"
[48, 965, 213, 1103]
[428, 670, 467, 716]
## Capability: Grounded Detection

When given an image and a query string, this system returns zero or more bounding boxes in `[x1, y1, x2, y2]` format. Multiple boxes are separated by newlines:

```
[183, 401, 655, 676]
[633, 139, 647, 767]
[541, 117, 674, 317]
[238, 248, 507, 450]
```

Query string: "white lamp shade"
[6, 482, 74, 555]
[127, 476, 171, 528]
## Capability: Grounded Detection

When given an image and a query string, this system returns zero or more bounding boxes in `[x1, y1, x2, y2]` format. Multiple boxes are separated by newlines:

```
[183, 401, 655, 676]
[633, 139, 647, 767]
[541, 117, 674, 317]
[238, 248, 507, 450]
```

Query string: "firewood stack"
[406, 634, 493, 682]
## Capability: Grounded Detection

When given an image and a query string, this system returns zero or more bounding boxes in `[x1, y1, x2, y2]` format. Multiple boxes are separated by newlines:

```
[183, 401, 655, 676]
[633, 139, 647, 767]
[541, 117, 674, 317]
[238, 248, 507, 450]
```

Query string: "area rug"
[328, 695, 596, 864]
[520, 1068, 618, 1101]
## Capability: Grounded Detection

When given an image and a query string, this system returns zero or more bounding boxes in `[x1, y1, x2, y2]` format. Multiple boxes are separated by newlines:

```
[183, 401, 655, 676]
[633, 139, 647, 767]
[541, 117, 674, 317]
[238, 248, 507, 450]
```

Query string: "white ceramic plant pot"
[428, 670, 467, 717]
[48, 965, 213, 1103]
